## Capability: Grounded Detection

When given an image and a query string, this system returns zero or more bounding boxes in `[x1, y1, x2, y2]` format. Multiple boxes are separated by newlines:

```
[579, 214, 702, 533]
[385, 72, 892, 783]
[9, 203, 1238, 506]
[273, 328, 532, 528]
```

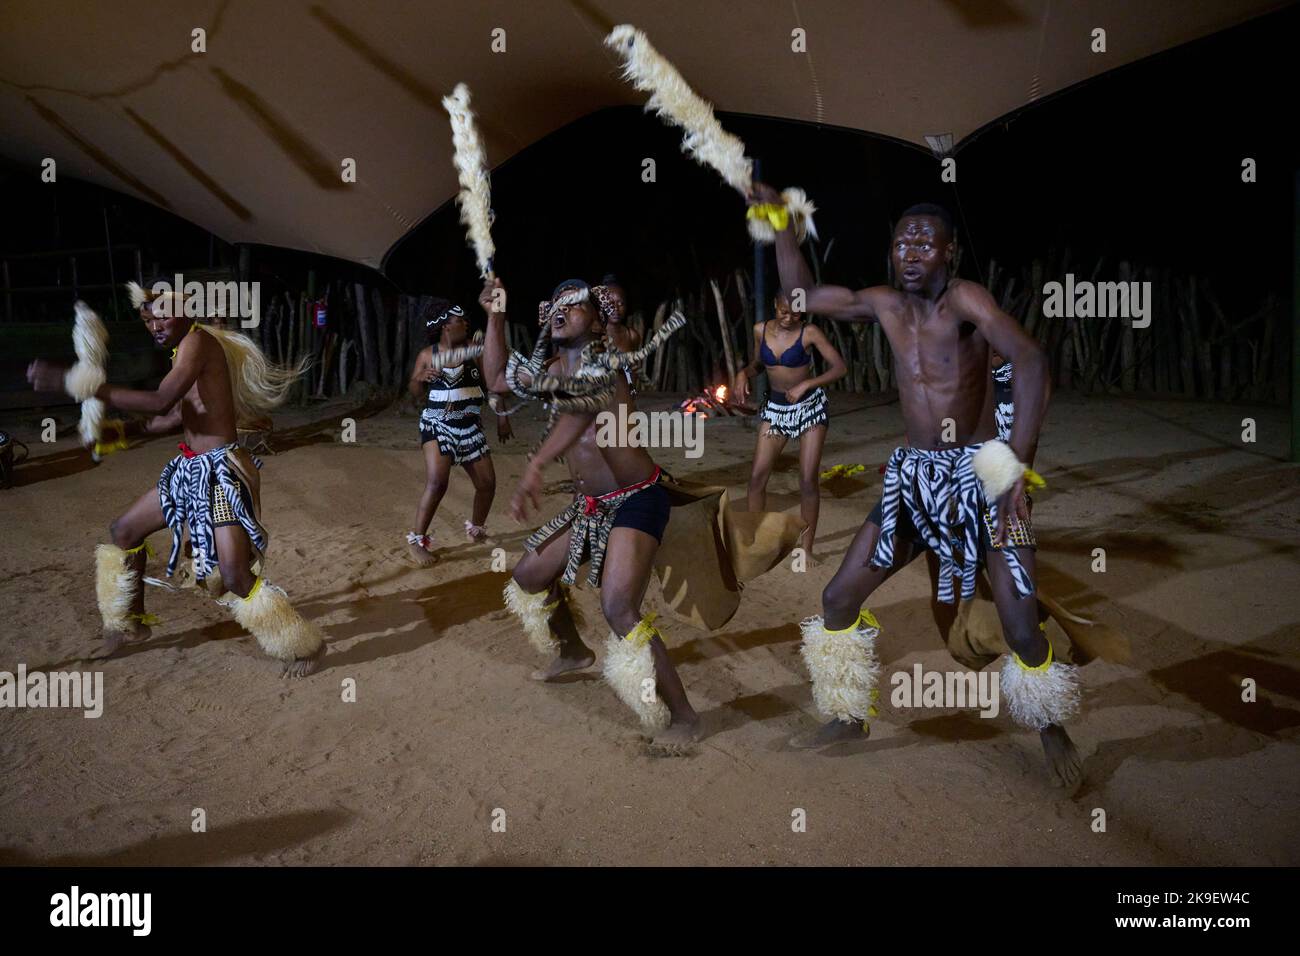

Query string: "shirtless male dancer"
[752, 183, 1082, 789]
[26, 283, 326, 677]
[479, 276, 701, 752]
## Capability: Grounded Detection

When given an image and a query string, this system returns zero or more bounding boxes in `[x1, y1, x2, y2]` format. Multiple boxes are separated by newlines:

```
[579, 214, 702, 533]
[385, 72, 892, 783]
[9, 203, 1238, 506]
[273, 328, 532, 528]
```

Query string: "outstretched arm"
[479, 277, 511, 394]
[751, 182, 882, 323]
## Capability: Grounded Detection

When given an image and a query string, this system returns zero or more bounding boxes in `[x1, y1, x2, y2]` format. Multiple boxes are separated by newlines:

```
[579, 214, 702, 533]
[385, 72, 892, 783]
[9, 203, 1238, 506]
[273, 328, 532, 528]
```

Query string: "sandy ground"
[0, 389, 1297, 866]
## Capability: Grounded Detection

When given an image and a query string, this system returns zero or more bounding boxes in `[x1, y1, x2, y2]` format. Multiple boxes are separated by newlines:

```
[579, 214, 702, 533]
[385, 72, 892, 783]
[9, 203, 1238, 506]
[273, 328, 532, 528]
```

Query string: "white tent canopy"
[0, 0, 1281, 268]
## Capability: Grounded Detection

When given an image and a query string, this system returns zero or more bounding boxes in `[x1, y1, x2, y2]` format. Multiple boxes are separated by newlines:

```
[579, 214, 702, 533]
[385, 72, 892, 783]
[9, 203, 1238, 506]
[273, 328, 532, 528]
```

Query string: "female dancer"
[733, 292, 846, 556]
[406, 300, 510, 566]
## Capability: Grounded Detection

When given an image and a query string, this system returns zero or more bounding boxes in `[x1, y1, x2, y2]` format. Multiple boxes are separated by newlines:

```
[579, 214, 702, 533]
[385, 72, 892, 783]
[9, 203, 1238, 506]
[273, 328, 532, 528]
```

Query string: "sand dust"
[1, 392, 1297, 865]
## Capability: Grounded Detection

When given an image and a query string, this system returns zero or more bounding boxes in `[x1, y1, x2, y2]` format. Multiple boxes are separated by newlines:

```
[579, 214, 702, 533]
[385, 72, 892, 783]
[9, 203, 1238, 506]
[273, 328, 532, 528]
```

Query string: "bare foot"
[530, 649, 595, 681]
[407, 539, 438, 568]
[1041, 724, 1083, 793]
[647, 718, 700, 757]
[89, 621, 151, 660]
[789, 717, 869, 749]
[280, 643, 326, 679]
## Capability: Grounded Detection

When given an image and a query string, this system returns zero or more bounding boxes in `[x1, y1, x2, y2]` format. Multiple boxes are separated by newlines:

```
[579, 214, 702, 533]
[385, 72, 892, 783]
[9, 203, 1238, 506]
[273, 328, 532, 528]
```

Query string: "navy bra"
[760, 321, 812, 368]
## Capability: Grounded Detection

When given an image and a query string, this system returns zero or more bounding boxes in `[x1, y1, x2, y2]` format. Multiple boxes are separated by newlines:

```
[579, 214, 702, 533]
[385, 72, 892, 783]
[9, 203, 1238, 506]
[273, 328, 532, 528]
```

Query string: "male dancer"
[600, 275, 642, 354]
[405, 299, 510, 566]
[478, 276, 700, 752]
[753, 183, 1081, 788]
[26, 282, 325, 677]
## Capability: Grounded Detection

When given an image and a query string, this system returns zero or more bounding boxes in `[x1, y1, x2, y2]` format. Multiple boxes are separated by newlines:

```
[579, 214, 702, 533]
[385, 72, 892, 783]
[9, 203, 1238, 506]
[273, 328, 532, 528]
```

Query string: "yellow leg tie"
[123, 541, 154, 558]
[826, 608, 880, 634]
[1013, 640, 1054, 672]
[625, 613, 659, 648]
[128, 612, 161, 626]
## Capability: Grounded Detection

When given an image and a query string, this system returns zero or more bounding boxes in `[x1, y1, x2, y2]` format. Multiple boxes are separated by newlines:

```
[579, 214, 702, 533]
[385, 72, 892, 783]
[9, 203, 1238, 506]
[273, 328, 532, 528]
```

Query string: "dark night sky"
[2, 4, 1295, 328]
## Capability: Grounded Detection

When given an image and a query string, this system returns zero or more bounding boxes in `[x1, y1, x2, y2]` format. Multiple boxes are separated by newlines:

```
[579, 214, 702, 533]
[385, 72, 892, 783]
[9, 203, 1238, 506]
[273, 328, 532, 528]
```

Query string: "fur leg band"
[799, 610, 882, 723]
[95, 543, 142, 633]
[231, 577, 324, 662]
[999, 642, 1081, 730]
[503, 579, 560, 655]
[602, 614, 671, 731]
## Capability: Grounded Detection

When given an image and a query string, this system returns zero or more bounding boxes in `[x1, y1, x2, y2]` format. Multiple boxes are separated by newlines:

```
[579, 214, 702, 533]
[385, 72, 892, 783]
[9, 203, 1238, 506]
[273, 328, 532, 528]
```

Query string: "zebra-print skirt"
[869, 444, 1035, 605]
[157, 444, 267, 582]
[760, 387, 828, 439]
[419, 411, 489, 465]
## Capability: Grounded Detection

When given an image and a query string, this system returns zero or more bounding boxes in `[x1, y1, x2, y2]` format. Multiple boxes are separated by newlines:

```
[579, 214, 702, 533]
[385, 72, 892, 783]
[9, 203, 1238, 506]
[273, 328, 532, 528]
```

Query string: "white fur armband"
[972, 439, 1026, 500]
[747, 188, 819, 245]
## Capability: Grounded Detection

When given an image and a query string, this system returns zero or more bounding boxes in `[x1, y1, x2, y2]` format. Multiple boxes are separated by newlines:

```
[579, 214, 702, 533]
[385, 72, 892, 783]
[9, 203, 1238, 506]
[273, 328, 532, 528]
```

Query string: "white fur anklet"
[231, 578, 324, 662]
[464, 520, 487, 541]
[799, 611, 882, 723]
[503, 579, 560, 655]
[999, 644, 1081, 730]
[602, 615, 671, 731]
[95, 542, 145, 633]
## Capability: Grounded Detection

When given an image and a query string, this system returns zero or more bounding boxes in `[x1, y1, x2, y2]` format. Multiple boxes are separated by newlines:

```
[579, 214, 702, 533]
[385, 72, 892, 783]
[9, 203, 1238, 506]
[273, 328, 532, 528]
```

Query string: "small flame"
[714, 384, 728, 402]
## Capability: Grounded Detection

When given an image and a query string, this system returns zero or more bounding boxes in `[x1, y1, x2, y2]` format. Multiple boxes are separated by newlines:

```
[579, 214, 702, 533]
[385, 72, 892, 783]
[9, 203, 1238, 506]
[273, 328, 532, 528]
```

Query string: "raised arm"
[751, 182, 882, 323]
[479, 277, 511, 394]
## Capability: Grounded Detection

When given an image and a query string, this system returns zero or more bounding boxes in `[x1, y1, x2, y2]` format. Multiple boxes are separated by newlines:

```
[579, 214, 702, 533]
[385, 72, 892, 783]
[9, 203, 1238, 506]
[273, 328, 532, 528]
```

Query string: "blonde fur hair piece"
[95, 543, 139, 633]
[602, 627, 671, 730]
[799, 615, 881, 723]
[502, 579, 559, 655]
[66, 302, 109, 445]
[999, 655, 1081, 730]
[973, 439, 1026, 500]
[442, 83, 496, 278]
[231, 579, 324, 662]
[606, 25, 752, 194]
[201, 325, 307, 420]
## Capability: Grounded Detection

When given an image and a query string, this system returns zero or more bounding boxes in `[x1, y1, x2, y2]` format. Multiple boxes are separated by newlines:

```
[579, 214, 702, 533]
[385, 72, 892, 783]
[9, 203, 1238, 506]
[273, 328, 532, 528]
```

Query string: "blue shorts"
[611, 482, 671, 542]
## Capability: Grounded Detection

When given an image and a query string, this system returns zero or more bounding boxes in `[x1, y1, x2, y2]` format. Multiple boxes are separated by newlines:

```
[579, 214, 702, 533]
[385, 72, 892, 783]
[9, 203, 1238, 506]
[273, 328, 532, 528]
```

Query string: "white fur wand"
[64, 301, 109, 447]
[605, 24, 817, 244]
[441, 82, 496, 277]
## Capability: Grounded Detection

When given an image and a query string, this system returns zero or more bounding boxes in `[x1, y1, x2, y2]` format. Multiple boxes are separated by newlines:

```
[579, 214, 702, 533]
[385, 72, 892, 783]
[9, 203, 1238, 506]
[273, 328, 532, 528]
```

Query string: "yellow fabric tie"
[746, 203, 790, 232]
[124, 540, 154, 558]
[243, 576, 264, 602]
[625, 612, 659, 648]
[1023, 466, 1046, 492]
[820, 463, 866, 481]
[128, 612, 161, 626]
[1013, 641, 1054, 673]
[826, 608, 880, 634]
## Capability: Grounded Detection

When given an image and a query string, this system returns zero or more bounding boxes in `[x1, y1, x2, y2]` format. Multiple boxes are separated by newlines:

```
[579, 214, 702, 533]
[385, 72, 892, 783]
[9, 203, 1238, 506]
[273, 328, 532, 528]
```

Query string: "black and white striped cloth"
[870, 444, 1035, 604]
[419, 362, 488, 464]
[993, 361, 1014, 441]
[760, 387, 828, 439]
[157, 444, 267, 582]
